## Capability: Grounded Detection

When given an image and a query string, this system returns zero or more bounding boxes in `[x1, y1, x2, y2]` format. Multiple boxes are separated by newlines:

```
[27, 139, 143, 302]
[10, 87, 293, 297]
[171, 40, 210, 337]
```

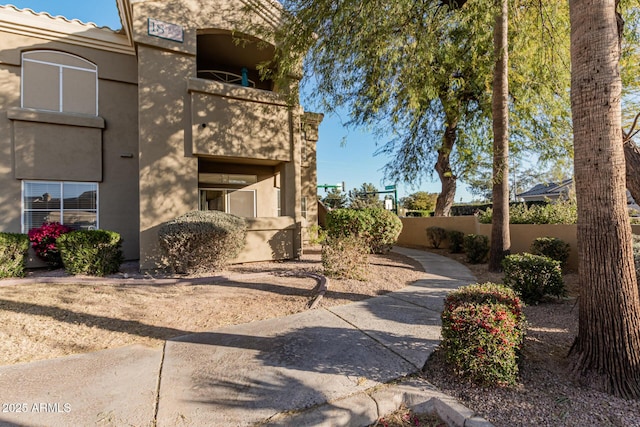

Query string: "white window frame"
[22, 181, 99, 232]
[21, 50, 98, 115]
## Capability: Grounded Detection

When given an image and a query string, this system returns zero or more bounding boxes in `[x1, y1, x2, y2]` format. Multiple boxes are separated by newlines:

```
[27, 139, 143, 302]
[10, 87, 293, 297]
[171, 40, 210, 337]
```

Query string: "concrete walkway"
[0, 247, 492, 427]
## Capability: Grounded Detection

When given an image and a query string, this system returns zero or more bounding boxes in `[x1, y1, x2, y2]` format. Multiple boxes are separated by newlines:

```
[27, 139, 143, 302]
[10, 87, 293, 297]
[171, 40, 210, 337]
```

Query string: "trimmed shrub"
[321, 235, 370, 280]
[441, 282, 526, 386]
[158, 210, 247, 274]
[406, 210, 432, 217]
[325, 208, 402, 254]
[57, 230, 123, 276]
[478, 200, 577, 225]
[28, 222, 72, 268]
[502, 253, 565, 304]
[0, 233, 30, 278]
[450, 203, 493, 217]
[364, 208, 403, 254]
[426, 226, 447, 249]
[463, 234, 489, 264]
[530, 237, 570, 268]
[447, 230, 465, 254]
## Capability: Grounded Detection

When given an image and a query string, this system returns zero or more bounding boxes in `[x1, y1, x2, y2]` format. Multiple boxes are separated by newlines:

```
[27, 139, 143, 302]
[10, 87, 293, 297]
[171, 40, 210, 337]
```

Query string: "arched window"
[21, 50, 98, 115]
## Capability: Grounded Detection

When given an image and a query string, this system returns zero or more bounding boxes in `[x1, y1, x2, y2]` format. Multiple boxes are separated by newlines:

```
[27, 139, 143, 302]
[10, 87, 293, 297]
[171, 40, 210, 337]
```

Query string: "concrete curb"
[263, 376, 494, 426]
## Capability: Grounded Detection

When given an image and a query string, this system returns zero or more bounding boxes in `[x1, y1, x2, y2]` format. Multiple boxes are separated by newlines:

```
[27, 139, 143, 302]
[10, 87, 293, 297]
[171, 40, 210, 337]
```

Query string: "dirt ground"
[3, 246, 638, 425]
[0, 248, 426, 366]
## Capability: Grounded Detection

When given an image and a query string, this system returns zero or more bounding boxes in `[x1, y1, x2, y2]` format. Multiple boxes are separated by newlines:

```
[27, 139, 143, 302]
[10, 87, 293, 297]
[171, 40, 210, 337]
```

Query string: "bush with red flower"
[28, 222, 72, 268]
[441, 282, 526, 386]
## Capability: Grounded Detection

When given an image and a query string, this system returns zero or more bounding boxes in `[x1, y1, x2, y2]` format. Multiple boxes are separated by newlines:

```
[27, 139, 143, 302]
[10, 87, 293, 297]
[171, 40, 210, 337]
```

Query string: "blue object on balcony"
[241, 67, 249, 87]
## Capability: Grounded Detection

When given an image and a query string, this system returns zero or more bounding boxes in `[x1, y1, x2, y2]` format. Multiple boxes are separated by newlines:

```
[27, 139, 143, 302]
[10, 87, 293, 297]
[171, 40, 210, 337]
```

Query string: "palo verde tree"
[401, 191, 438, 211]
[254, 0, 573, 218]
[569, 0, 640, 398]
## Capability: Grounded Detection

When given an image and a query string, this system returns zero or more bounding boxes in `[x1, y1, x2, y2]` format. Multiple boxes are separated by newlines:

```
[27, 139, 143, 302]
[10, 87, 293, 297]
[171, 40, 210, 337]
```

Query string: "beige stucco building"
[0, 0, 322, 269]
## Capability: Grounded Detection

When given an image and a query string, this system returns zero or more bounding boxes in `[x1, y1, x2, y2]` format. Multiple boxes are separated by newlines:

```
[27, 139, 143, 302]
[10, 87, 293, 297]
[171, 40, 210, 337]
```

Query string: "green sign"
[384, 185, 396, 191]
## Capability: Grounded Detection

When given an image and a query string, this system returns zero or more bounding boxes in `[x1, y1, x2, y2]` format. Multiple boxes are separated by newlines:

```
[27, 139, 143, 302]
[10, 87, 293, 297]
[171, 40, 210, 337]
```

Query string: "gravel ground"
[422, 248, 640, 427]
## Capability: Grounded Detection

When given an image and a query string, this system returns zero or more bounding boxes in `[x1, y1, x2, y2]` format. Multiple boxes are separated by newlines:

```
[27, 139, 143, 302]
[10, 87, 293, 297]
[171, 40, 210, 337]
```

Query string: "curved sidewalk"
[0, 247, 492, 427]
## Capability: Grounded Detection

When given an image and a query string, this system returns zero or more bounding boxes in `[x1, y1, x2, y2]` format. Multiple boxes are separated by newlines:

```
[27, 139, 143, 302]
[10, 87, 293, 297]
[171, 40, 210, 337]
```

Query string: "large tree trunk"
[569, 0, 640, 399]
[624, 138, 640, 205]
[434, 122, 457, 217]
[488, 0, 511, 272]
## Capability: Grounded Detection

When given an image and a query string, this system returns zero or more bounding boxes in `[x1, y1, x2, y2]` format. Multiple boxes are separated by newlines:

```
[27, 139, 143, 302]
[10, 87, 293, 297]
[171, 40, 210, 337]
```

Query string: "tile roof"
[517, 178, 573, 198]
[1, 3, 117, 31]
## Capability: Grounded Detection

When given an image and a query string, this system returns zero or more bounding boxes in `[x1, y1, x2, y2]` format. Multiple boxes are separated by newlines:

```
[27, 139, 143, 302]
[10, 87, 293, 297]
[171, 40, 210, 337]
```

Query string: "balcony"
[188, 78, 291, 163]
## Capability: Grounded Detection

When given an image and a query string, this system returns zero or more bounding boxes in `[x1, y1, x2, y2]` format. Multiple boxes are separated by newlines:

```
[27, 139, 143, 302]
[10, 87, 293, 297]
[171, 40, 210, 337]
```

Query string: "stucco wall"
[133, 0, 301, 268]
[0, 31, 139, 260]
[399, 217, 640, 272]
[232, 217, 297, 263]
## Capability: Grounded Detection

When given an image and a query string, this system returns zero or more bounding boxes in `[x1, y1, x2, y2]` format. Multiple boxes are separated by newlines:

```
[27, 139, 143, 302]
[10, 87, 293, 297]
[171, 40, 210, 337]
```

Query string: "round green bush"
[447, 230, 465, 254]
[441, 283, 526, 386]
[57, 230, 123, 276]
[530, 237, 570, 268]
[325, 208, 402, 254]
[463, 234, 489, 264]
[0, 233, 30, 278]
[158, 210, 247, 274]
[321, 235, 370, 280]
[502, 253, 565, 304]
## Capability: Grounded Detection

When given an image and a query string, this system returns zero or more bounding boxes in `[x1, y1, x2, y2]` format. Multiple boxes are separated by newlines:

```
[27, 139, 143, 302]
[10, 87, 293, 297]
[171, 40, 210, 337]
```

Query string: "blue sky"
[3, 1, 476, 202]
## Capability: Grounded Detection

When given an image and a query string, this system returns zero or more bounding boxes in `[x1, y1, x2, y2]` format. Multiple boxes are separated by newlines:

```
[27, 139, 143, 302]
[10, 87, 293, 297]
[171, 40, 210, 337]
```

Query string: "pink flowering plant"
[441, 282, 526, 386]
[28, 222, 72, 267]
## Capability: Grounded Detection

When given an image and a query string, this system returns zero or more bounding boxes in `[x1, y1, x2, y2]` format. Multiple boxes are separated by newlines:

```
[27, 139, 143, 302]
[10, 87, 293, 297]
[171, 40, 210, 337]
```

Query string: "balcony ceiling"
[197, 33, 275, 70]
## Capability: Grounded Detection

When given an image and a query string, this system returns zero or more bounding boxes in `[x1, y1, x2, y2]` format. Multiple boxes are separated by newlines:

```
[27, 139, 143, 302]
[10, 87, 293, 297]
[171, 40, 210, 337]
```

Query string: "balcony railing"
[197, 69, 256, 88]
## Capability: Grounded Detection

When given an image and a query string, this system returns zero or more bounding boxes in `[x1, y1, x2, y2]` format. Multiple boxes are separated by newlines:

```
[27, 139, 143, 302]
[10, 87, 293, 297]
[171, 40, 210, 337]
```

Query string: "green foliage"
[321, 235, 369, 280]
[463, 234, 489, 264]
[325, 208, 402, 254]
[158, 210, 247, 274]
[401, 191, 438, 211]
[307, 224, 326, 245]
[450, 203, 493, 216]
[405, 210, 432, 217]
[426, 226, 447, 249]
[478, 200, 577, 224]
[348, 183, 383, 209]
[530, 237, 570, 268]
[0, 233, 30, 278]
[322, 187, 347, 209]
[441, 283, 526, 386]
[447, 230, 465, 254]
[257, 0, 573, 210]
[364, 209, 403, 253]
[57, 230, 123, 277]
[502, 253, 565, 304]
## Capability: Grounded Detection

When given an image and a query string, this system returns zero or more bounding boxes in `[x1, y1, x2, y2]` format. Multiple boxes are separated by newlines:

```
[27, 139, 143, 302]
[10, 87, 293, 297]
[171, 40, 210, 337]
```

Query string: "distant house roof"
[517, 178, 573, 200]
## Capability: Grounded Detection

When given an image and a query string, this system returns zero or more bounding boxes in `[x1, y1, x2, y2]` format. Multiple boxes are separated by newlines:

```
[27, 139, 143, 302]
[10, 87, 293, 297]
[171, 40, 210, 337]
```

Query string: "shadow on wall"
[268, 228, 294, 260]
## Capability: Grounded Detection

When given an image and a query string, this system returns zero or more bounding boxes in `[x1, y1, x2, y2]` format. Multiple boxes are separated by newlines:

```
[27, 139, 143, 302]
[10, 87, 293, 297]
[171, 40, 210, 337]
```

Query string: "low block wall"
[231, 217, 299, 264]
[399, 217, 640, 272]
